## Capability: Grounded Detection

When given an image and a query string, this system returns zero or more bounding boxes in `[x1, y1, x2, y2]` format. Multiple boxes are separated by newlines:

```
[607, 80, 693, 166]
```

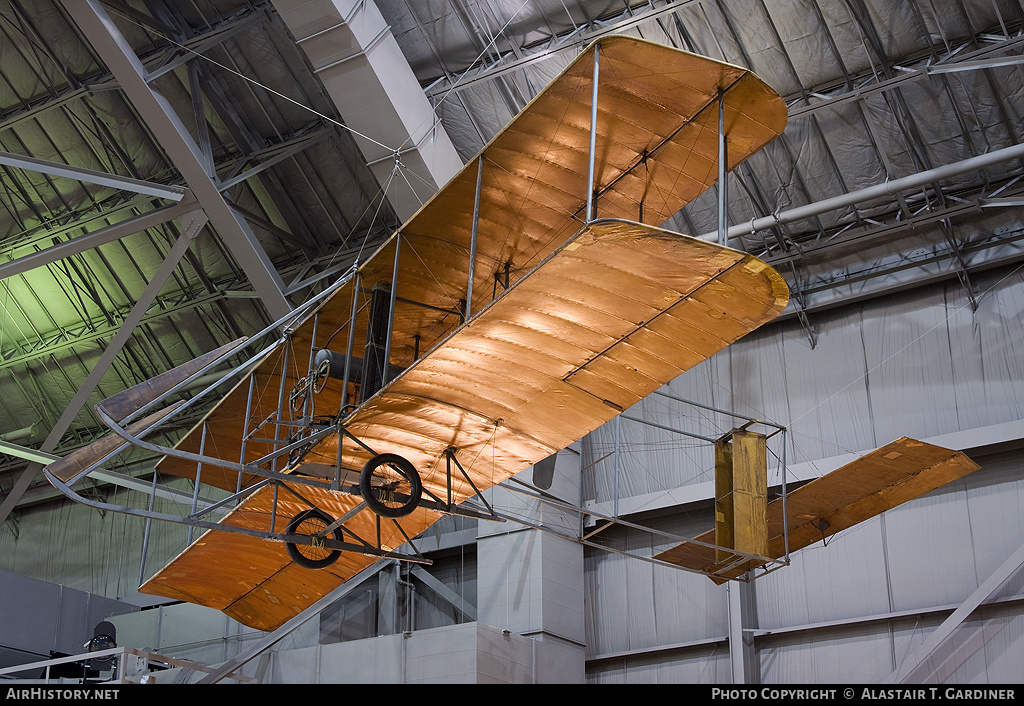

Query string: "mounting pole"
[718, 89, 728, 247]
[585, 42, 601, 224]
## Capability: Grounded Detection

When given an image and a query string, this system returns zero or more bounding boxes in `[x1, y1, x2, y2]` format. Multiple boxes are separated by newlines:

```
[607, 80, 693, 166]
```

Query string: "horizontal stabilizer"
[655, 438, 981, 582]
[45, 401, 186, 483]
[97, 337, 246, 423]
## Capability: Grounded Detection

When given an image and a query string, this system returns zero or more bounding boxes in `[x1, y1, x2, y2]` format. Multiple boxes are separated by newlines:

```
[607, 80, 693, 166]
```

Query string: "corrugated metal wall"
[4, 255, 1024, 684]
[582, 263, 1024, 683]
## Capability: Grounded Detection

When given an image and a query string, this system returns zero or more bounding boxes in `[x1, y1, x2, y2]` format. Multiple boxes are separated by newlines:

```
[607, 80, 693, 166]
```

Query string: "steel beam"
[410, 564, 477, 621]
[62, 0, 293, 320]
[700, 141, 1024, 244]
[888, 538, 1024, 683]
[0, 150, 186, 202]
[0, 199, 199, 280]
[0, 212, 207, 526]
[273, 0, 462, 222]
[423, 0, 700, 99]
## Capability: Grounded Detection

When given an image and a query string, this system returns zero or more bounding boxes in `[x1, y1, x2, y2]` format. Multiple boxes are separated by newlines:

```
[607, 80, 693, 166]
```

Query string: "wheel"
[359, 453, 422, 518]
[285, 508, 343, 569]
[288, 378, 308, 413]
[312, 359, 331, 394]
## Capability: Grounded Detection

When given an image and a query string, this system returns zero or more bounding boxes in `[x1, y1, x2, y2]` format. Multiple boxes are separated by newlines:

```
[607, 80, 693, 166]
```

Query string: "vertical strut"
[585, 42, 601, 224]
[273, 342, 291, 474]
[362, 282, 391, 399]
[238, 373, 255, 494]
[342, 270, 360, 410]
[383, 234, 401, 388]
[188, 423, 207, 544]
[466, 154, 484, 321]
[718, 90, 728, 248]
[302, 314, 319, 420]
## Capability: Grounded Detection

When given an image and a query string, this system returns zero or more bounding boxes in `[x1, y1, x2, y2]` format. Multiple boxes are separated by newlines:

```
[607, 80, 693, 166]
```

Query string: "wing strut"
[585, 41, 601, 223]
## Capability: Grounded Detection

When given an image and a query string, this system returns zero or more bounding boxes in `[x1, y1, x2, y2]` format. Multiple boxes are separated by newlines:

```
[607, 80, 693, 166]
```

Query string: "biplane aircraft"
[41, 36, 980, 632]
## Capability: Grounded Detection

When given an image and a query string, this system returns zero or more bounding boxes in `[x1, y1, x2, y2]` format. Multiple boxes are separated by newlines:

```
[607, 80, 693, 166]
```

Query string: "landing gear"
[359, 453, 422, 518]
[285, 508, 343, 569]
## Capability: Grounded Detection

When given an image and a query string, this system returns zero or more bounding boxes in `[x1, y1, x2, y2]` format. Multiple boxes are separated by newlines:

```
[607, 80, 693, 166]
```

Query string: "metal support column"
[728, 577, 759, 684]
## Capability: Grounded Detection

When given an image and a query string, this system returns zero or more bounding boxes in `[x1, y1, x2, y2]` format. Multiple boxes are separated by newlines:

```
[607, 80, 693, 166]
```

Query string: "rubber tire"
[285, 508, 342, 569]
[359, 453, 422, 518]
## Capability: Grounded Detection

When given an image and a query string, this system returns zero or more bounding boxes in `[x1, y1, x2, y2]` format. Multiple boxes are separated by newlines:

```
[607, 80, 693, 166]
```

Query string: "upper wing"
[301, 219, 788, 501]
[126, 37, 792, 629]
[156, 35, 788, 488]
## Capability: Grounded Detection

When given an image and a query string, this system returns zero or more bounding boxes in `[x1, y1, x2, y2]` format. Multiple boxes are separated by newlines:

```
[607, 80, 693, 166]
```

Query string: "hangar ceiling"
[2, 0, 1024, 522]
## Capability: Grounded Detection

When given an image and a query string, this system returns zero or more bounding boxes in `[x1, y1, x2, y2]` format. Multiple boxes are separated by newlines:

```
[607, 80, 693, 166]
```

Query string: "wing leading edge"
[155, 36, 788, 488]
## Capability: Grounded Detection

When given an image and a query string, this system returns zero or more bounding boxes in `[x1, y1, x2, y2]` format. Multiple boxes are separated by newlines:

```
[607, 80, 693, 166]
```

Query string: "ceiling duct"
[273, 0, 463, 221]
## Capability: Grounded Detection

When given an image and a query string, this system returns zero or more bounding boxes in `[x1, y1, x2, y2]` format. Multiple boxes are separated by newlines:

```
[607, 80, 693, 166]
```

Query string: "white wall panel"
[760, 625, 896, 683]
[968, 273, 1024, 428]
[757, 520, 893, 629]
[725, 314, 793, 429]
[0, 487, 190, 600]
[963, 452, 1024, 578]
[651, 562, 730, 645]
[585, 513, 730, 657]
[588, 648, 731, 684]
[883, 483, 979, 613]
[980, 610, 1024, 683]
[583, 264, 1024, 683]
[271, 623, 540, 683]
[861, 288, 961, 441]
[111, 600, 284, 668]
[776, 314, 876, 468]
[584, 549, 633, 655]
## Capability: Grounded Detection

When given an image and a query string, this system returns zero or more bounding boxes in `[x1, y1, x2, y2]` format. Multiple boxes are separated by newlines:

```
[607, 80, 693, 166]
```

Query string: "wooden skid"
[655, 438, 981, 582]
[45, 402, 185, 483]
[96, 338, 246, 423]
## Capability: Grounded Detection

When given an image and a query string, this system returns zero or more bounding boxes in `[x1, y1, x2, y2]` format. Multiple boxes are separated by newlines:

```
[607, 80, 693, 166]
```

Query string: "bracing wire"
[102, 5, 393, 153]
